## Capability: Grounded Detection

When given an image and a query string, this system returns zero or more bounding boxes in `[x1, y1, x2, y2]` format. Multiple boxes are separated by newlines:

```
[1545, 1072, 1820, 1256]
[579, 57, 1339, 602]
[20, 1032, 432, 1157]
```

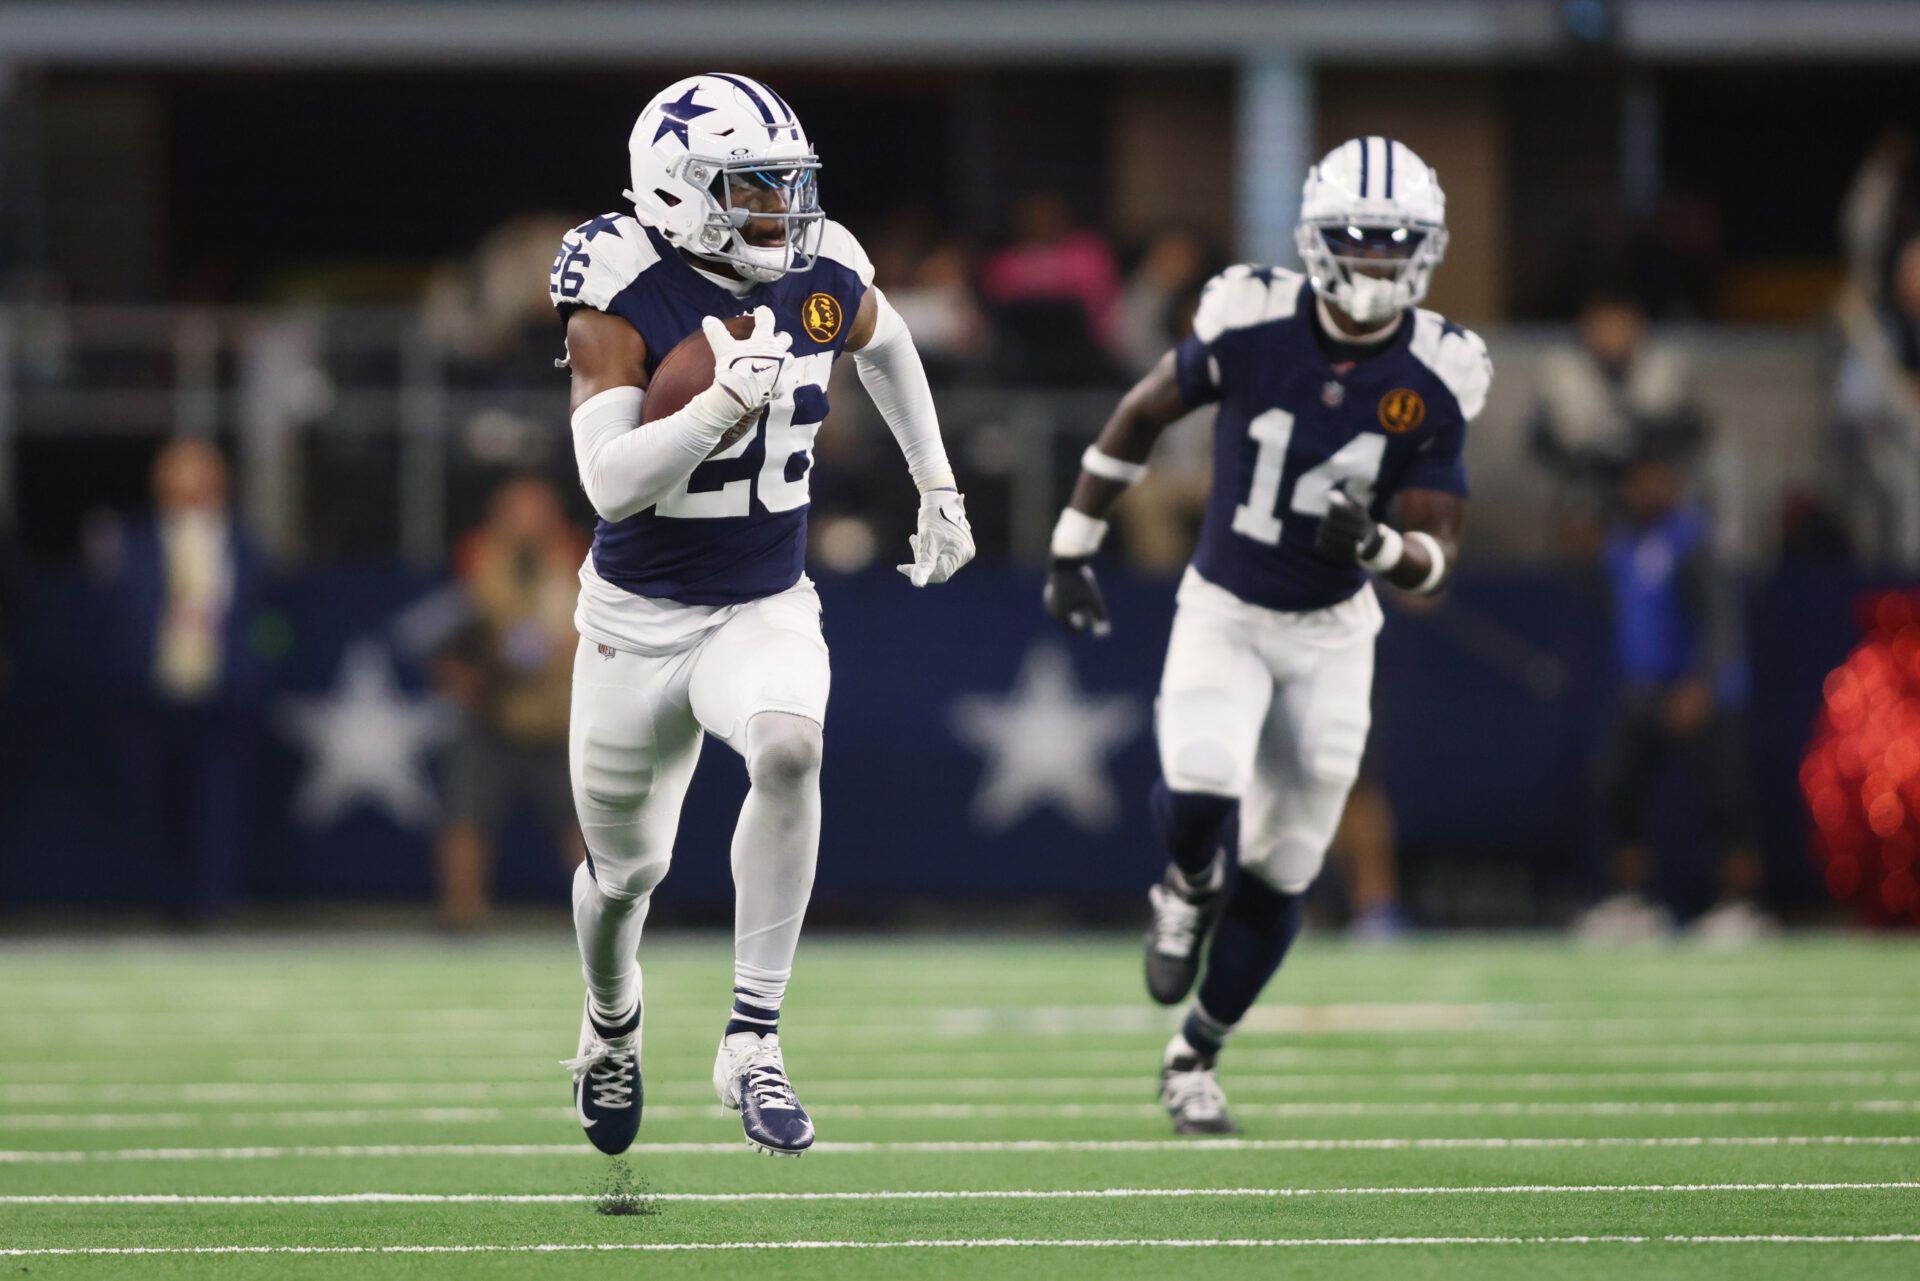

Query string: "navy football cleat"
[713, 1030, 814, 1156]
[1144, 859, 1226, 1006]
[563, 998, 642, 1155]
[1160, 1040, 1238, 1136]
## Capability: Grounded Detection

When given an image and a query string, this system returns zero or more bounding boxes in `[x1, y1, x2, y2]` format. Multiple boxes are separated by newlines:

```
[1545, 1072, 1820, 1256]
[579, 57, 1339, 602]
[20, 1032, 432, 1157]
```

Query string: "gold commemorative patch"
[802, 293, 843, 343]
[1378, 388, 1426, 434]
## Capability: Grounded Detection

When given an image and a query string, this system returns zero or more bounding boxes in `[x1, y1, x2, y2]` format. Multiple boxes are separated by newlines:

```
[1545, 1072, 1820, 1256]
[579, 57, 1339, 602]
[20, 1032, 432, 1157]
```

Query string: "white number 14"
[1230, 408, 1386, 546]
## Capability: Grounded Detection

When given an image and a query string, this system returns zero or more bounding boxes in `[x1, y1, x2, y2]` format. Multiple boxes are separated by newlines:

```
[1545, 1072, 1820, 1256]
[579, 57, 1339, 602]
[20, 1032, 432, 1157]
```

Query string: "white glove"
[702, 306, 792, 413]
[897, 489, 975, 587]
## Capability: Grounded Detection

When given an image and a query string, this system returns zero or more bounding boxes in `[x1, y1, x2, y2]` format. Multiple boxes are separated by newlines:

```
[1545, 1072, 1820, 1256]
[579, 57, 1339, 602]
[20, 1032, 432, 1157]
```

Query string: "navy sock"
[1193, 873, 1304, 1032]
[1150, 779, 1236, 882]
[1178, 1004, 1234, 1060]
[725, 989, 779, 1039]
[591, 999, 640, 1041]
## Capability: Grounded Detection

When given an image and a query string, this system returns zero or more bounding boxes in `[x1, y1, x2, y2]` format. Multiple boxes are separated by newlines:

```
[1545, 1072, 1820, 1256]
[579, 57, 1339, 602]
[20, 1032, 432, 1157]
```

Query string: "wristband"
[1360, 524, 1404, 573]
[1050, 507, 1109, 559]
[1081, 446, 1149, 486]
[1405, 530, 1448, 594]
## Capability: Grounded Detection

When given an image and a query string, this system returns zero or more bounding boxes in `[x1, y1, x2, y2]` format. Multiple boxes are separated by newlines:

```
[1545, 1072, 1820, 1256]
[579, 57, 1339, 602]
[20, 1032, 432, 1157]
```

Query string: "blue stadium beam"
[1235, 55, 1313, 267]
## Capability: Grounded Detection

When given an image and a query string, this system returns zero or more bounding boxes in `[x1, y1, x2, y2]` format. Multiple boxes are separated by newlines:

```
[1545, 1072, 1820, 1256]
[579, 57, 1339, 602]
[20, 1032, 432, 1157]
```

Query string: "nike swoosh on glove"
[703, 306, 792, 413]
[897, 489, 975, 587]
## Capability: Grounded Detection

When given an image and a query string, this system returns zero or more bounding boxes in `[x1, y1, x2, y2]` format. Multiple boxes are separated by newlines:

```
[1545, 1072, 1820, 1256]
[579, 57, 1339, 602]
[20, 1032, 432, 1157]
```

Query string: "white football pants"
[568, 578, 830, 1024]
[1156, 568, 1380, 894]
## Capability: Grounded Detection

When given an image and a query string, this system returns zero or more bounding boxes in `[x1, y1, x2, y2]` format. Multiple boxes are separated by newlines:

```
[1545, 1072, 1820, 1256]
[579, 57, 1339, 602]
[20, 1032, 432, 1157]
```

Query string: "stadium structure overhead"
[0, 0, 1918, 66]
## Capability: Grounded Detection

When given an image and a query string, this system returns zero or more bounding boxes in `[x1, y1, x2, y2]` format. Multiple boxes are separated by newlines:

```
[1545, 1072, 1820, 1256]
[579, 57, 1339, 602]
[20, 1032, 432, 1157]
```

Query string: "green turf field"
[2, 933, 1917, 1278]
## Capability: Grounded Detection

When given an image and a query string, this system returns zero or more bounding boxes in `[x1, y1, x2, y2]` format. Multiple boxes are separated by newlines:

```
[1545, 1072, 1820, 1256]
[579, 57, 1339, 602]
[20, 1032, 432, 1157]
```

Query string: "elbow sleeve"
[853, 293, 956, 493]
[570, 384, 740, 522]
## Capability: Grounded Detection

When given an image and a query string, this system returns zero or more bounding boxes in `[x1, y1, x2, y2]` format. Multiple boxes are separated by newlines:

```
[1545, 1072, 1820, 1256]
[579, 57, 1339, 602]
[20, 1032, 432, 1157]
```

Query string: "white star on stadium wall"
[279, 640, 455, 830]
[950, 642, 1145, 831]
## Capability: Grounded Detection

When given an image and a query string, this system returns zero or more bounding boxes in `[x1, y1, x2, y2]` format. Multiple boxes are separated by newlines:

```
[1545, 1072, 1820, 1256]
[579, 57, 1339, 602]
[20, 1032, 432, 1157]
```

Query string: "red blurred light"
[1803, 590, 1920, 927]
[1880, 869, 1917, 916]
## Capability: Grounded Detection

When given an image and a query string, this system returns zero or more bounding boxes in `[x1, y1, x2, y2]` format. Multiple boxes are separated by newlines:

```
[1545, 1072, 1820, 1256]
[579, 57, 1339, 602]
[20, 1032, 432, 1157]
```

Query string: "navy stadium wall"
[0, 564, 1864, 921]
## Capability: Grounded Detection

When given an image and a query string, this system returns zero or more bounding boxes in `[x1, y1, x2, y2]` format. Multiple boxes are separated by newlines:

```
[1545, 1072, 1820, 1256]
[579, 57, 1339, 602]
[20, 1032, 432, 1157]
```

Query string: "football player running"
[551, 73, 973, 1157]
[1044, 139, 1489, 1134]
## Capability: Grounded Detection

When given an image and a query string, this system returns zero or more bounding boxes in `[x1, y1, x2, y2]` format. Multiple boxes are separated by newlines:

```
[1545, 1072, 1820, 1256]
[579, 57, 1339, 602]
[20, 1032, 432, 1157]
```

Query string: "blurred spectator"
[420, 214, 577, 386]
[433, 476, 586, 929]
[1331, 772, 1410, 942]
[981, 191, 1123, 385]
[1111, 254, 1214, 570]
[1116, 229, 1213, 377]
[1575, 441, 1771, 944]
[1834, 132, 1920, 568]
[104, 440, 270, 923]
[1527, 291, 1703, 560]
[872, 231, 990, 385]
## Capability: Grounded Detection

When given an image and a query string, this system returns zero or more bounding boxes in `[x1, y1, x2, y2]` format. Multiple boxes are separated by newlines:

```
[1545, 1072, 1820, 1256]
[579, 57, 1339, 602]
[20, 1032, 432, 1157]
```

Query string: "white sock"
[728, 713, 821, 1032]
[571, 859, 646, 1032]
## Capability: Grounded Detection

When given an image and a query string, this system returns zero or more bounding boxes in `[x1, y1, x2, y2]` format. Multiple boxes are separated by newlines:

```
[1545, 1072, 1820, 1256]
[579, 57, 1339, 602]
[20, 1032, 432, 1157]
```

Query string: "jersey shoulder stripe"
[812, 219, 875, 288]
[1408, 309, 1493, 422]
[550, 213, 661, 315]
[1192, 264, 1304, 343]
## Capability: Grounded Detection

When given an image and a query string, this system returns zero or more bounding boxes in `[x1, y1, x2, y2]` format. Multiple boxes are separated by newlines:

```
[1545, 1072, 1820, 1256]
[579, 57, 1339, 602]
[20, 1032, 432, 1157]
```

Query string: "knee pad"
[1247, 836, 1328, 896]
[745, 712, 824, 792]
[1164, 738, 1242, 795]
[584, 846, 670, 904]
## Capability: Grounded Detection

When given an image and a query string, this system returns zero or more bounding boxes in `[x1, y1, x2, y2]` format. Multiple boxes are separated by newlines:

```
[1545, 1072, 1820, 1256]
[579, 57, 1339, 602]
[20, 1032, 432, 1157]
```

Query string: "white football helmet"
[626, 73, 823, 284]
[1295, 137, 1448, 326]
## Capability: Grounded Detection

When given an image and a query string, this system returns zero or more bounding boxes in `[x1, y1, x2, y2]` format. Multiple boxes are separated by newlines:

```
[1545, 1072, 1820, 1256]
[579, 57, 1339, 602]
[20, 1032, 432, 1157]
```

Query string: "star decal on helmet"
[652, 87, 716, 146]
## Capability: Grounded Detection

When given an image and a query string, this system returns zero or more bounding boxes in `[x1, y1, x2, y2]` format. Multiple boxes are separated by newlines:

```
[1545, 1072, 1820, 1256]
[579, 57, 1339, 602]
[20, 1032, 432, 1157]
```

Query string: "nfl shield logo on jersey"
[1321, 380, 1345, 408]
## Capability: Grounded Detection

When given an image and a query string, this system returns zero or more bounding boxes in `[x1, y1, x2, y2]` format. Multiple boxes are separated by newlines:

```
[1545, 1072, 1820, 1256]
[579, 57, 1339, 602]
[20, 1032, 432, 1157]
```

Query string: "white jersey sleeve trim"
[812, 219, 875, 288]
[1409, 310, 1493, 422]
[551, 214, 660, 315]
[1191, 264, 1304, 344]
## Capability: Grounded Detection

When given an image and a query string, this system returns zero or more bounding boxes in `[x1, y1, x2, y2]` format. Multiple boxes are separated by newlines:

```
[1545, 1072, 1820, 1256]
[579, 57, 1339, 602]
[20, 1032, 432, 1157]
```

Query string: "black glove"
[1044, 557, 1111, 637]
[1315, 487, 1383, 565]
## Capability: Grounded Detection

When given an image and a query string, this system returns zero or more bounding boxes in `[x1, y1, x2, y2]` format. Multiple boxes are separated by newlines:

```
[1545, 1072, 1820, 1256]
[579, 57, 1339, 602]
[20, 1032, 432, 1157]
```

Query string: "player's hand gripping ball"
[642, 306, 791, 455]
[1314, 486, 1384, 565]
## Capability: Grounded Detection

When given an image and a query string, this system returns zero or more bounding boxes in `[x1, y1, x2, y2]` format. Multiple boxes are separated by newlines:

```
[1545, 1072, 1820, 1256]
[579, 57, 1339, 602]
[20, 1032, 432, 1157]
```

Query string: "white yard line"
[7, 1000, 1920, 1038]
[3, 1135, 1917, 1162]
[7, 1100, 1920, 1130]
[5, 1235, 1920, 1256]
[8, 1068, 1919, 1107]
[6, 1182, 1919, 1206]
[3, 1040, 1912, 1081]
[7, 1015, 1919, 1053]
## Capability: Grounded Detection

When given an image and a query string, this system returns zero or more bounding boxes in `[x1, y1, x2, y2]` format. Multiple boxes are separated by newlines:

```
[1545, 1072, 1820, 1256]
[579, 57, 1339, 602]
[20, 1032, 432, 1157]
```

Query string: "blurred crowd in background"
[4, 30, 1920, 932]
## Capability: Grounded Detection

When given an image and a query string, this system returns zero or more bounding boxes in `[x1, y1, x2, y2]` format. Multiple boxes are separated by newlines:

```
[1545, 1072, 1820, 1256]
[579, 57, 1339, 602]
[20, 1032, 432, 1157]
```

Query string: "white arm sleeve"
[851, 290, 956, 493]
[570, 383, 746, 523]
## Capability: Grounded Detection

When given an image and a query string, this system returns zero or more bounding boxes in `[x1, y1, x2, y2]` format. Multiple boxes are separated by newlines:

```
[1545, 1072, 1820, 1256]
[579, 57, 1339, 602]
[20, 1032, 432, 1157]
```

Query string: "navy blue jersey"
[1174, 266, 1490, 612]
[550, 214, 872, 606]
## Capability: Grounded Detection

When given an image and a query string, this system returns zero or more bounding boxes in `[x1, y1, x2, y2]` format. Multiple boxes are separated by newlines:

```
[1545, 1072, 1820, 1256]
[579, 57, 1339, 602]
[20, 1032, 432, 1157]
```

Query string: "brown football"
[641, 315, 760, 456]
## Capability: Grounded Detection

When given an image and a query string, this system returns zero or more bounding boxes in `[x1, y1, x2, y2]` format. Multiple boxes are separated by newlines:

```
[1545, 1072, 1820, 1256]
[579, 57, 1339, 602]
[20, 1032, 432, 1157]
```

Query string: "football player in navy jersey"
[1044, 139, 1491, 1133]
[551, 74, 974, 1157]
